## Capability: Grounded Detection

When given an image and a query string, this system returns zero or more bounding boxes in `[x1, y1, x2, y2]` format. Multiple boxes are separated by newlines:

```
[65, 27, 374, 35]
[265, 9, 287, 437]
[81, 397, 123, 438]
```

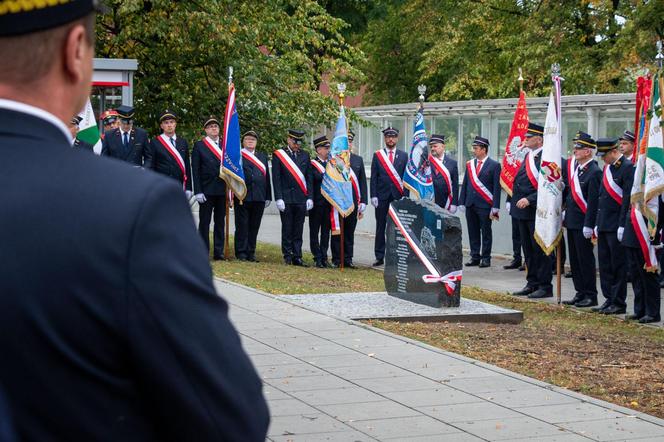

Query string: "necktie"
[476, 159, 483, 175]
[388, 150, 394, 164]
[170, 137, 176, 148]
[123, 132, 128, 149]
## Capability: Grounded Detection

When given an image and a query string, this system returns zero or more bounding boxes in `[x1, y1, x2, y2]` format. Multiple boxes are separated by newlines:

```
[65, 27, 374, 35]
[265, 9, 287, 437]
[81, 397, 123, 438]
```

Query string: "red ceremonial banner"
[499, 90, 529, 195]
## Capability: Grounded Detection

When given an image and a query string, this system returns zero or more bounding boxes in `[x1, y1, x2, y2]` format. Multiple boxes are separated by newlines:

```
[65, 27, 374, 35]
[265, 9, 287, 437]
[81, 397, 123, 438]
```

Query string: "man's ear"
[63, 24, 89, 84]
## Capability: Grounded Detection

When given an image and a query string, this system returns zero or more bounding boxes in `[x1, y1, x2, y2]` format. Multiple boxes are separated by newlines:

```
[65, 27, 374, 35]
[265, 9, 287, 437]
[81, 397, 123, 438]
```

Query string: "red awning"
[92, 81, 129, 87]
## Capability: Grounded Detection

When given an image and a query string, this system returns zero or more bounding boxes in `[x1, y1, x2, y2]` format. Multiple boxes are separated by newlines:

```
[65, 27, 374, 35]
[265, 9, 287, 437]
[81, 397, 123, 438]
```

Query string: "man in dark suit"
[562, 132, 602, 308]
[235, 130, 271, 262]
[0, 4, 268, 441]
[370, 126, 408, 266]
[144, 110, 193, 200]
[428, 134, 458, 214]
[101, 105, 149, 166]
[192, 116, 227, 260]
[459, 135, 501, 267]
[593, 138, 633, 314]
[69, 115, 94, 151]
[272, 129, 314, 266]
[331, 130, 367, 268]
[510, 124, 553, 298]
[308, 135, 332, 268]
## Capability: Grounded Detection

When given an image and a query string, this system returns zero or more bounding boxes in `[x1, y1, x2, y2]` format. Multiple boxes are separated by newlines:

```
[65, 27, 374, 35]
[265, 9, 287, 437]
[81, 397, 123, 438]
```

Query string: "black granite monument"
[384, 198, 463, 307]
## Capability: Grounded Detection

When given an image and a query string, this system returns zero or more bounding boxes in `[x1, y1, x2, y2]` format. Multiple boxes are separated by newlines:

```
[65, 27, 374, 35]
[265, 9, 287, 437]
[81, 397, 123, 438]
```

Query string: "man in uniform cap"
[370, 126, 408, 266]
[144, 110, 193, 199]
[429, 134, 458, 213]
[0, 3, 268, 440]
[562, 131, 602, 307]
[331, 130, 367, 268]
[100, 104, 149, 166]
[69, 115, 94, 151]
[511, 123, 554, 298]
[308, 135, 332, 267]
[100, 108, 119, 137]
[459, 135, 501, 267]
[272, 129, 314, 266]
[235, 130, 271, 262]
[593, 138, 632, 314]
[619, 130, 636, 162]
[192, 116, 227, 260]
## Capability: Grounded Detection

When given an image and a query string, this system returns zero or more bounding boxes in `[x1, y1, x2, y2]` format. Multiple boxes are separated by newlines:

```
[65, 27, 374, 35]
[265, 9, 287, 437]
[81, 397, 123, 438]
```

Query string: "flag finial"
[337, 83, 346, 106]
[551, 63, 561, 79]
[228, 66, 233, 86]
[518, 68, 524, 91]
[418, 84, 426, 103]
[656, 40, 663, 69]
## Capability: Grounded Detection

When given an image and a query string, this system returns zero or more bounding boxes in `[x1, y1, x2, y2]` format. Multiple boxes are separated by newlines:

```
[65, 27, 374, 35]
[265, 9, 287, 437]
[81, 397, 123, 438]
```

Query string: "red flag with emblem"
[499, 90, 529, 195]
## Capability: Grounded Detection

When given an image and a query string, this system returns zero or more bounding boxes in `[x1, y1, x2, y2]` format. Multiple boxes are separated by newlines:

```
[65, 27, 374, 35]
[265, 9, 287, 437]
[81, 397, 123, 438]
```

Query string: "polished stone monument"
[384, 198, 463, 307]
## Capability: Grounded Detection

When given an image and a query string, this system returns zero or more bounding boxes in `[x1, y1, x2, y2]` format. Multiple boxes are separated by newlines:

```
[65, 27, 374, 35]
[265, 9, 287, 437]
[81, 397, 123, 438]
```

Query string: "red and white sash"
[376, 149, 403, 195]
[524, 151, 539, 189]
[567, 158, 588, 214]
[466, 159, 493, 205]
[388, 205, 462, 296]
[157, 134, 187, 189]
[241, 148, 266, 176]
[274, 149, 308, 195]
[602, 164, 623, 205]
[330, 208, 341, 235]
[202, 136, 222, 161]
[310, 158, 326, 174]
[630, 206, 658, 270]
[348, 167, 361, 204]
[429, 154, 453, 209]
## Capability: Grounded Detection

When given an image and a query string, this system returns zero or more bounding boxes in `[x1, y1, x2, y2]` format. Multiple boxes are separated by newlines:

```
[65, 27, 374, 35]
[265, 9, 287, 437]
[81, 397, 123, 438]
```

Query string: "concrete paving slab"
[258, 363, 328, 380]
[347, 415, 461, 439]
[267, 413, 355, 437]
[317, 400, 421, 422]
[392, 434, 486, 442]
[267, 375, 355, 392]
[288, 387, 386, 406]
[453, 416, 567, 440]
[380, 387, 482, 408]
[417, 401, 524, 423]
[269, 431, 375, 441]
[351, 375, 446, 393]
[268, 398, 321, 417]
[557, 417, 664, 441]
[485, 387, 581, 408]
[514, 401, 628, 423]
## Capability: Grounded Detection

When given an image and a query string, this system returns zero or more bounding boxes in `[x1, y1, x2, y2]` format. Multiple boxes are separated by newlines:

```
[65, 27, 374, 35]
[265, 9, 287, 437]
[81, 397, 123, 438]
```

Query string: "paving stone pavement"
[217, 279, 664, 441]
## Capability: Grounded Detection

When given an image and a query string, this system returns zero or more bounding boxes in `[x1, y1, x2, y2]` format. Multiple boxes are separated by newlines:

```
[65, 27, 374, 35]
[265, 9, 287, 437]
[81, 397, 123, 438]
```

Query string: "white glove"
[449, 204, 457, 214]
[562, 210, 566, 222]
[371, 197, 379, 208]
[185, 190, 193, 200]
[195, 193, 206, 204]
[617, 226, 624, 242]
[505, 202, 511, 213]
[276, 199, 285, 212]
[358, 203, 366, 214]
[265, 200, 271, 208]
[306, 199, 313, 211]
[491, 208, 500, 216]
[582, 226, 593, 239]
[458, 205, 466, 214]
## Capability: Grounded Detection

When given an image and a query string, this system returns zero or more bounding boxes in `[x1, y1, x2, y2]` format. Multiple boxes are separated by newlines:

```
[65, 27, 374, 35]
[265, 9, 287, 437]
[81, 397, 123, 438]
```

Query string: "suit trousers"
[597, 231, 627, 308]
[466, 206, 492, 261]
[234, 200, 265, 260]
[567, 228, 597, 299]
[331, 209, 359, 265]
[309, 203, 331, 263]
[374, 198, 394, 260]
[511, 216, 522, 260]
[280, 203, 306, 261]
[626, 247, 661, 319]
[198, 195, 226, 258]
[518, 219, 552, 291]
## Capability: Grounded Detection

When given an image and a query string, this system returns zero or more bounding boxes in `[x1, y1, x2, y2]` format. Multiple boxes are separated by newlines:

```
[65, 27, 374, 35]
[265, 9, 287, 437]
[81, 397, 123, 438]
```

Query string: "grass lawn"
[211, 239, 664, 418]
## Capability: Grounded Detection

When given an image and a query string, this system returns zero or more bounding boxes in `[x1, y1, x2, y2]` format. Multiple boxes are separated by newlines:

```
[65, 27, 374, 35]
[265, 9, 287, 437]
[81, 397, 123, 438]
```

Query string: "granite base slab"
[282, 292, 523, 324]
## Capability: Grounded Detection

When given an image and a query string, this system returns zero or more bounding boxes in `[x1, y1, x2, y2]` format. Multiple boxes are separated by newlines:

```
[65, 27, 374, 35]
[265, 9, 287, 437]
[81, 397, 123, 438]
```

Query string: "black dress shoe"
[639, 315, 661, 324]
[315, 261, 325, 268]
[284, 258, 292, 265]
[601, 305, 626, 315]
[465, 259, 480, 267]
[213, 256, 226, 261]
[626, 314, 642, 321]
[247, 256, 258, 262]
[503, 259, 522, 270]
[591, 300, 612, 312]
[372, 259, 384, 266]
[345, 262, 356, 269]
[479, 259, 491, 268]
[575, 298, 598, 308]
[292, 258, 308, 267]
[528, 289, 553, 299]
[518, 264, 526, 271]
[562, 293, 584, 305]
[512, 286, 537, 297]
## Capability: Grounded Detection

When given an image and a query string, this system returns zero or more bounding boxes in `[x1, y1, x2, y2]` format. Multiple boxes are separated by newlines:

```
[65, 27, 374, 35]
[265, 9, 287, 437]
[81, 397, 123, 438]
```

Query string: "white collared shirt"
[0, 98, 71, 142]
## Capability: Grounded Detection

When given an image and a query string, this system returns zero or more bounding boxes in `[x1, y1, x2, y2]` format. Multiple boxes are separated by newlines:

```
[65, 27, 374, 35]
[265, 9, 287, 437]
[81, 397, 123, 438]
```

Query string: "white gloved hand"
[358, 203, 367, 213]
[458, 205, 466, 214]
[617, 226, 624, 242]
[306, 199, 313, 211]
[265, 200, 271, 208]
[276, 199, 285, 212]
[582, 226, 593, 239]
[185, 190, 193, 200]
[491, 207, 500, 216]
[449, 204, 457, 214]
[195, 193, 206, 204]
[562, 210, 566, 222]
[371, 197, 379, 208]
[505, 202, 511, 213]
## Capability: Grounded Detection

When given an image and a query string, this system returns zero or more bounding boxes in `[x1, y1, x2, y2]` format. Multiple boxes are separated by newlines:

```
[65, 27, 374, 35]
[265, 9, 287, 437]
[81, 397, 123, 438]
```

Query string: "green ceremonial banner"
[77, 99, 101, 153]
[643, 74, 664, 237]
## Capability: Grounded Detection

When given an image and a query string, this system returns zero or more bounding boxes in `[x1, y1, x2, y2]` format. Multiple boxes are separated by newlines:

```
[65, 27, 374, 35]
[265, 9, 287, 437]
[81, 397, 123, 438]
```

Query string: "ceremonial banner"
[643, 74, 664, 237]
[77, 99, 101, 154]
[221, 83, 246, 200]
[499, 90, 529, 195]
[322, 105, 355, 221]
[403, 104, 433, 200]
[534, 81, 564, 255]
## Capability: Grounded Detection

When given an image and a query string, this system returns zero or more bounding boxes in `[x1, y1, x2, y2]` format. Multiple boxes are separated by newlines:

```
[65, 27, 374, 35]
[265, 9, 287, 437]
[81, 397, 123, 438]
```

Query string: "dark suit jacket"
[370, 148, 407, 201]
[459, 156, 501, 210]
[562, 158, 601, 229]
[73, 138, 94, 152]
[597, 156, 633, 232]
[101, 127, 149, 166]
[308, 157, 330, 206]
[350, 153, 368, 204]
[271, 147, 313, 204]
[623, 194, 664, 249]
[432, 154, 459, 209]
[145, 134, 192, 191]
[191, 139, 226, 196]
[510, 149, 541, 220]
[242, 150, 272, 203]
[0, 107, 268, 441]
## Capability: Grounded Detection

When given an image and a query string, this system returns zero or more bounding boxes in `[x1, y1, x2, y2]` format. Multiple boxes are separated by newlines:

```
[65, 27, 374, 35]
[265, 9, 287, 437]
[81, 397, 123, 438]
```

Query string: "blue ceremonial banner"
[403, 104, 434, 200]
[322, 105, 355, 218]
[221, 83, 246, 200]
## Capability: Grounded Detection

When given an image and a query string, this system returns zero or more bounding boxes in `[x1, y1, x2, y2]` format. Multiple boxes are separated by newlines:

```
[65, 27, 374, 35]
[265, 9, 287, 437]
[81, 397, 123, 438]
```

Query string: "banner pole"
[556, 242, 562, 305]
[225, 191, 232, 260]
[340, 219, 345, 271]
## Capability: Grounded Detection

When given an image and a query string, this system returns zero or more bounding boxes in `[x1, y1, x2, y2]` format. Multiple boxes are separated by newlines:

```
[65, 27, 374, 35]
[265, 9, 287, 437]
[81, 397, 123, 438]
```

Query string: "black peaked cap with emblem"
[573, 131, 596, 149]
[70, 115, 83, 126]
[472, 135, 490, 148]
[116, 105, 134, 120]
[619, 130, 636, 142]
[313, 135, 330, 149]
[242, 130, 258, 141]
[429, 134, 446, 144]
[0, 0, 103, 37]
[382, 127, 399, 137]
[526, 123, 544, 137]
[288, 129, 305, 141]
[596, 138, 619, 155]
[348, 130, 355, 141]
[159, 110, 178, 122]
[203, 115, 219, 128]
